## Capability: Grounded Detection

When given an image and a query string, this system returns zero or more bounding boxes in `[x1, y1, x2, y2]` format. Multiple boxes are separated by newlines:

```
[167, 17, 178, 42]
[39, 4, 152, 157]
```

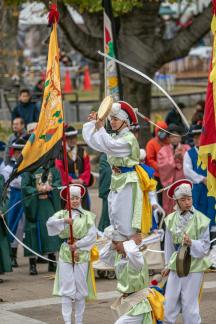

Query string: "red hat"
[167, 179, 193, 199]
[60, 184, 86, 201]
[118, 101, 138, 126]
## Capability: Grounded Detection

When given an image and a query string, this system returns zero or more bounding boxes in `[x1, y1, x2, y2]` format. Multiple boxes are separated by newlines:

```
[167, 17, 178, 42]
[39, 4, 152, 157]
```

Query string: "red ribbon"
[48, 4, 59, 26]
[212, 0, 216, 15]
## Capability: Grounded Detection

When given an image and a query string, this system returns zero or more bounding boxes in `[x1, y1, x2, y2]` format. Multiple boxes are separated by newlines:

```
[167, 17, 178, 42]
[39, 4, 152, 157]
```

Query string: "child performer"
[82, 101, 158, 237]
[100, 230, 164, 324]
[46, 184, 97, 324]
[162, 179, 212, 324]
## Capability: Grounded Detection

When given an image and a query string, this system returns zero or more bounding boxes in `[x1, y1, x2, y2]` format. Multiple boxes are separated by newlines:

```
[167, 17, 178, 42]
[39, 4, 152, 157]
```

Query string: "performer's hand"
[72, 178, 83, 184]
[88, 111, 97, 121]
[183, 233, 192, 246]
[131, 233, 142, 245]
[152, 204, 158, 210]
[95, 118, 104, 130]
[44, 184, 52, 192]
[69, 243, 77, 252]
[203, 178, 207, 186]
[64, 218, 73, 225]
[161, 268, 170, 277]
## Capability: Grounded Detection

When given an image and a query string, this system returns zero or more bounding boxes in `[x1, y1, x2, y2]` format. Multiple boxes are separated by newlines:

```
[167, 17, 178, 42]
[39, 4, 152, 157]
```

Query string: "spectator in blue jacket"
[12, 89, 39, 127]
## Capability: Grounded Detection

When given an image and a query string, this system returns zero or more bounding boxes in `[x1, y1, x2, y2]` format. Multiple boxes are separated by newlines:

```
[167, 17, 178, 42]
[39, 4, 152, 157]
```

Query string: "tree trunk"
[0, 3, 19, 88]
[123, 76, 152, 147]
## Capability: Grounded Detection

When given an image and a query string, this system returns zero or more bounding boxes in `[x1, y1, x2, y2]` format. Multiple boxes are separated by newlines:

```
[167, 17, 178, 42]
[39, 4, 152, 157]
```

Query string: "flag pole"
[62, 125, 75, 266]
[49, 0, 75, 266]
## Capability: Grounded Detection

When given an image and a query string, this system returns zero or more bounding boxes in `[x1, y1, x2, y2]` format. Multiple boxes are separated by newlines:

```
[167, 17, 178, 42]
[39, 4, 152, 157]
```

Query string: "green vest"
[54, 209, 96, 264]
[115, 254, 152, 317]
[107, 131, 140, 192]
[165, 209, 212, 272]
[115, 254, 149, 294]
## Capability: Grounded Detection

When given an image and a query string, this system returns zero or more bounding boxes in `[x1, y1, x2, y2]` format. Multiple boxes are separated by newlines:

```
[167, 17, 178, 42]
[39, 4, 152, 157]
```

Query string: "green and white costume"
[0, 175, 12, 275]
[22, 167, 62, 256]
[47, 208, 97, 324]
[82, 121, 157, 236]
[100, 239, 153, 324]
[164, 207, 212, 324]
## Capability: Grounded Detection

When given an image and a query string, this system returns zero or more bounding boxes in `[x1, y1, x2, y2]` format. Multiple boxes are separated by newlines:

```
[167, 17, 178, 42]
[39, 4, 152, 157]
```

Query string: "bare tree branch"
[41, 1, 103, 61]
[156, 4, 211, 67]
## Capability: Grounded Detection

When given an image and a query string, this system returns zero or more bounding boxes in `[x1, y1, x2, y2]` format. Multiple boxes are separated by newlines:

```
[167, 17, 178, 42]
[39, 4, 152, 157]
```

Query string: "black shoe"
[11, 248, 18, 268]
[11, 257, 18, 268]
[48, 253, 56, 272]
[29, 258, 38, 275]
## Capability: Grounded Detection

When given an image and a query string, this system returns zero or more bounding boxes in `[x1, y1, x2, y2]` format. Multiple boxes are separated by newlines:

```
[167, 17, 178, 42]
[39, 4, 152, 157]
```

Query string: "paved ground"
[1, 189, 216, 323]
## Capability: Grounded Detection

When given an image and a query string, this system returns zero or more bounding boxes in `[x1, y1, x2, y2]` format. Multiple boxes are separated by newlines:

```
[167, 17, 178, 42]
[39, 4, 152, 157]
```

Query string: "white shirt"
[183, 148, 205, 184]
[82, 121, 131, 157]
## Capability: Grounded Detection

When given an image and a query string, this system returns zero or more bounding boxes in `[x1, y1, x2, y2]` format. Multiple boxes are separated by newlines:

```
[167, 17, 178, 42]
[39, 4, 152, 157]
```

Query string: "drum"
[176, 244, 191, 277]
[97, 96, 113, 121]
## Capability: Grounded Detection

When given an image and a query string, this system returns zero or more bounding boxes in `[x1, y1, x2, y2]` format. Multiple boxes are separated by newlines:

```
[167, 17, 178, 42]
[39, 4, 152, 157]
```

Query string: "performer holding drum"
[162, 179, 212, 324]
[82, 97, 158, 237]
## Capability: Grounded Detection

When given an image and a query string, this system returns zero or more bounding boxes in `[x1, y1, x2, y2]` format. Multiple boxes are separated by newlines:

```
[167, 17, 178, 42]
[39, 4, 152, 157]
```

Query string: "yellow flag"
[17, 22, 63, 173]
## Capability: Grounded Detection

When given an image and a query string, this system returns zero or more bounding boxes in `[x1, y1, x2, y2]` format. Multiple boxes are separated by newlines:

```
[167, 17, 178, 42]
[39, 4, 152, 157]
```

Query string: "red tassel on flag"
[64, 70, 73, 93]
[83, 66, 92, 91]
[48, 4, 59, 26]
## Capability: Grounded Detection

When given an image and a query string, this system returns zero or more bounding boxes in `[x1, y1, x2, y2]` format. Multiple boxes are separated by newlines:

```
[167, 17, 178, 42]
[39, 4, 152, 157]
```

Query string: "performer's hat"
[167, 179, 193, 200]
[65, 126, 78, 137]
[10, 138, 26, 150]
[112, 229, 128, 242]
[60, 184, 86, 201]
[109, 101, 138, 126]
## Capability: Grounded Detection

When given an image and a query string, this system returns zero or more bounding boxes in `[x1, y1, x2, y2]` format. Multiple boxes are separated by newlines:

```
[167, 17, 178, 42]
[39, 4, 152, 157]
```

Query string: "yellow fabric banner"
[17, 22, 63, 173]
[147, 289, 165, 323]
[135, 165, 157, 234]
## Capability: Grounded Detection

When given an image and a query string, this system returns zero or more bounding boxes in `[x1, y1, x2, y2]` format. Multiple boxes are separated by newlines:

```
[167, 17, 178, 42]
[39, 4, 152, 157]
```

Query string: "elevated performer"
[162, 179, 212, 324]
[47, 184, 97, 324]
[82, 100, 158, 237]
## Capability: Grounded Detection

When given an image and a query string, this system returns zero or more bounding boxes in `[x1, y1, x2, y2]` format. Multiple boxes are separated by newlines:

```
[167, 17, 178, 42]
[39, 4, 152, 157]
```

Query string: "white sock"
[62, 296, 72, 324]
[75, 298, 85, 324]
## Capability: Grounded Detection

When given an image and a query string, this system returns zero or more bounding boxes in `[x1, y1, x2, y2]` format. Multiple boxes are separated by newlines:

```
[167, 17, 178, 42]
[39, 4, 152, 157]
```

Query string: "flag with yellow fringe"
[7, 7, 63, 184]
[198, 0, 216, 198]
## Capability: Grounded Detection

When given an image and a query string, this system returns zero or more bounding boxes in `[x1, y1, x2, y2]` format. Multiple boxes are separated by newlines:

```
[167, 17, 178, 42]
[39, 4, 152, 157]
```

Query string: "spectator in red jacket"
[55, 126, 91, 210]
[146, 120, 169, 205]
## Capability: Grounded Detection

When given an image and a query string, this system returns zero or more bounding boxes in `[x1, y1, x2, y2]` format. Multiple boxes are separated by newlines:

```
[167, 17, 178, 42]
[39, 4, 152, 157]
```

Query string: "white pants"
[115, 314, 144, 324]
[62, 296, 85, 324]
[108, 183, 136, 237]
[58, 260, 88, 300]
[164, 271, 203, 324]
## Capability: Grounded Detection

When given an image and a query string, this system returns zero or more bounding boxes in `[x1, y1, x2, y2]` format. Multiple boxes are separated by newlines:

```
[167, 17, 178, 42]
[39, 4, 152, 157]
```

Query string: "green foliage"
[3, 0, 23, 5]
[65, 0, 143, 15]
[3, 0, 194, 15]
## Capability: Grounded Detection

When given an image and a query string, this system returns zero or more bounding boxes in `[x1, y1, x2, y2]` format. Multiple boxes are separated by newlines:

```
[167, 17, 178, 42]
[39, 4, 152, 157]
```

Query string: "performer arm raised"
[83, 120, 130, 156]
[123, 239, 144, 271]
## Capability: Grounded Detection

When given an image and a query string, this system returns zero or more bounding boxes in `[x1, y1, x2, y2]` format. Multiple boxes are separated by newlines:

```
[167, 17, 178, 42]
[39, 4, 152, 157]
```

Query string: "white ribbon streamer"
[98, 51, 190, 134]
[1, 214, 58, 263]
